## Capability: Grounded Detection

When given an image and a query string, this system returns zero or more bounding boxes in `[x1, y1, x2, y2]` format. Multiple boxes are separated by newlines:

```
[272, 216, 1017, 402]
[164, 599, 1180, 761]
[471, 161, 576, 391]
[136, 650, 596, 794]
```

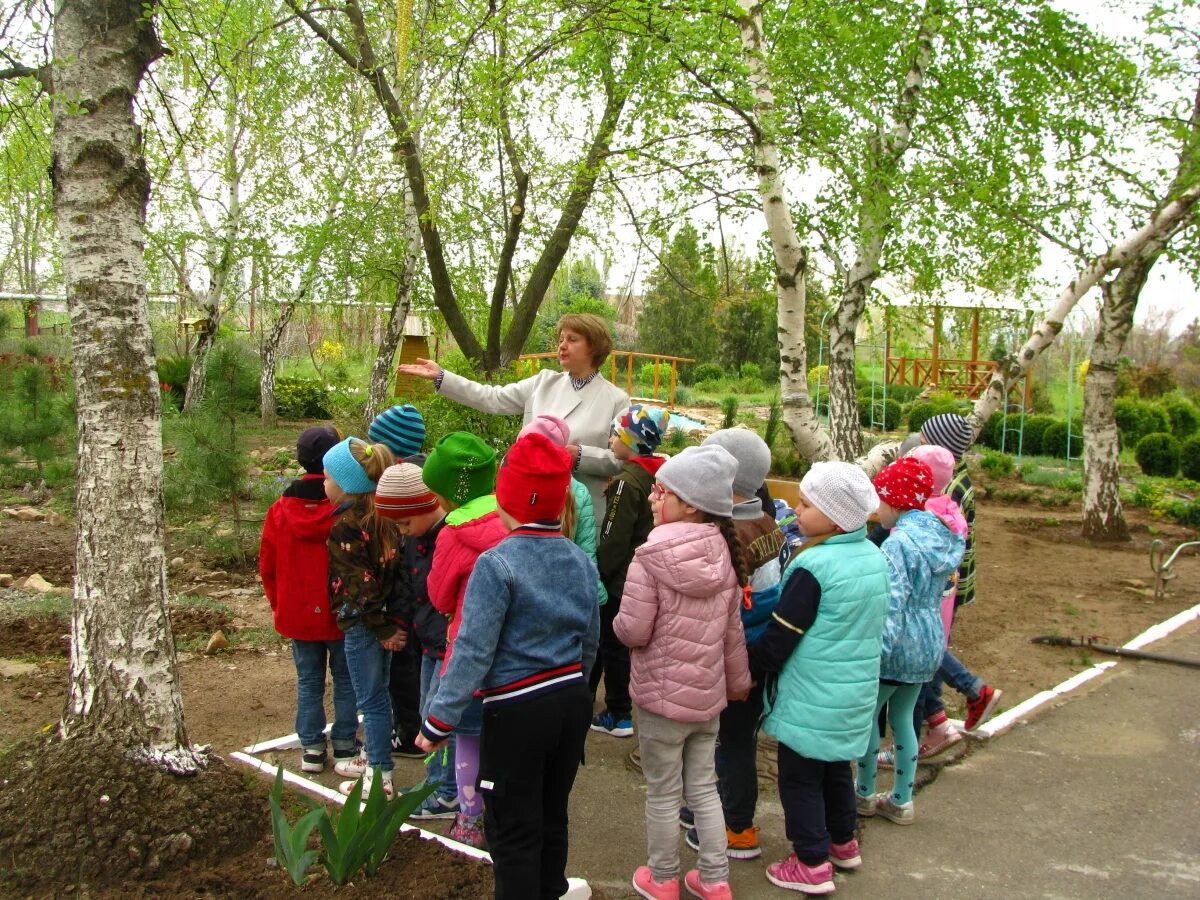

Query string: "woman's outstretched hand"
[397, 357, 441, 381]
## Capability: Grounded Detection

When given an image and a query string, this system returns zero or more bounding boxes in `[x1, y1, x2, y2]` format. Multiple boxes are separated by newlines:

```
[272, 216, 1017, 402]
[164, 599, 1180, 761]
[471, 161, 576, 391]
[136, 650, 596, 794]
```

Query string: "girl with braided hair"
[613, 444, 751, 900]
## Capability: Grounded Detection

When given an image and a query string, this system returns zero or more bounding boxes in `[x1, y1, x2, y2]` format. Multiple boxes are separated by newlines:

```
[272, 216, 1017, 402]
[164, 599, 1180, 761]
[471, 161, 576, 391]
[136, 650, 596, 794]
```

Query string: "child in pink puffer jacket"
[615, 444, 751, 900]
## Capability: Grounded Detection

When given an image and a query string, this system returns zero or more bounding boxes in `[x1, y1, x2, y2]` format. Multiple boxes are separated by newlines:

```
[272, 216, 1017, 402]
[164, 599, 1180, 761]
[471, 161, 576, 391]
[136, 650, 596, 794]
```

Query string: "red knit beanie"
[496, 433, 572, 524]
[872, 457, 935, 512]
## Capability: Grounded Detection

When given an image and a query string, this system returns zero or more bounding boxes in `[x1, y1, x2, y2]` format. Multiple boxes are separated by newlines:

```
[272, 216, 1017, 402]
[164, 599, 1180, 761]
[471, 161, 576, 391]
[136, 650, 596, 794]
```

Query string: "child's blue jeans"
[343, 624, 393, 772]
[291, 638, 358, 754]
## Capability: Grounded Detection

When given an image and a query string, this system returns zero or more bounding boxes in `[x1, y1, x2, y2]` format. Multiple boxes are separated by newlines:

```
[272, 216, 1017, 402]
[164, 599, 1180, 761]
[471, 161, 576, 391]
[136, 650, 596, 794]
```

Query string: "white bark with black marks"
[52, 0, 203, 772]
[968, 182, 1200, 436]
[736, 0, 835, 462]
[365, 187, 421, 426]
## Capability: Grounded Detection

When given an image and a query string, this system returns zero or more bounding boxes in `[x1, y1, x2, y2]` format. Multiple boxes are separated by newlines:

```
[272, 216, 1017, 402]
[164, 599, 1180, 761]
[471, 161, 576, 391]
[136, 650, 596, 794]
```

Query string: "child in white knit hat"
[750, 461, 891, 893]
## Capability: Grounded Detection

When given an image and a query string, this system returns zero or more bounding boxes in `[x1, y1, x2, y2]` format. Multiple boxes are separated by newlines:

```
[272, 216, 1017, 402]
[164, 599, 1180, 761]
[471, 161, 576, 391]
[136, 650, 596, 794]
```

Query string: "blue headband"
[322, 438, 378, 495]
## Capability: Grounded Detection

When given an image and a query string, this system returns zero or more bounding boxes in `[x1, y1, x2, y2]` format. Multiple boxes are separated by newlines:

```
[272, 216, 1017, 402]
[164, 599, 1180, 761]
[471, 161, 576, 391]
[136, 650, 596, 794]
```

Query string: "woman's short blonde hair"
[557, 313, 613, 369]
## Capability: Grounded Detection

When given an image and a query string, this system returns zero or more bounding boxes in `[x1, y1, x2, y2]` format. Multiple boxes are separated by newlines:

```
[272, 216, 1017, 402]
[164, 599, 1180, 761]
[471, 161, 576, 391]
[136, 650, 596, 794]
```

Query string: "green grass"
[0, 592, 72, 621]
[176, 624, 284, 653]
[173, 593, 234, 617]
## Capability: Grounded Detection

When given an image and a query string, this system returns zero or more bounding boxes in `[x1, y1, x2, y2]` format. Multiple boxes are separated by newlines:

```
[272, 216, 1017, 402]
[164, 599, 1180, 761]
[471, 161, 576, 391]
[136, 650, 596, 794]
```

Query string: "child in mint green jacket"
[752, 462, 889, 894]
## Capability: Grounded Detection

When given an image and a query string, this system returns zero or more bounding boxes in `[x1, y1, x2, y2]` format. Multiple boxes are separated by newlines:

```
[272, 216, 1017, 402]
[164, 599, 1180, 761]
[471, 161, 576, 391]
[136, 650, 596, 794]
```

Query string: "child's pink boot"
[765, 854, 835, 894]
[684, 869, 733, 899]
[632, 866, 680, 900]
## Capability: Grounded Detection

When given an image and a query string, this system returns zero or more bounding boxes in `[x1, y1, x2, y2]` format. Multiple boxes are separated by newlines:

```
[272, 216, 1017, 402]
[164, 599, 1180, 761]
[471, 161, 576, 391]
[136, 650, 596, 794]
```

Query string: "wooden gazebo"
[880, 294, 1033, 407]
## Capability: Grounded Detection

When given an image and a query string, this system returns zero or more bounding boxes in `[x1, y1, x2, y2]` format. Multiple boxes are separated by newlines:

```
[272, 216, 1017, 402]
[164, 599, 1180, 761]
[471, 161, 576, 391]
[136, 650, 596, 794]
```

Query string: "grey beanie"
[656, 444, 737, 518]
[703, 428, 772, 498]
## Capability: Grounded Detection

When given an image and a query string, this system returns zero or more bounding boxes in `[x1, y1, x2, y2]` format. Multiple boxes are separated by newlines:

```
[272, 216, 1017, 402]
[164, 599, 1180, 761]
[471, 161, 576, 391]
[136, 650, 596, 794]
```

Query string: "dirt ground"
[0, 495, 1197, 896]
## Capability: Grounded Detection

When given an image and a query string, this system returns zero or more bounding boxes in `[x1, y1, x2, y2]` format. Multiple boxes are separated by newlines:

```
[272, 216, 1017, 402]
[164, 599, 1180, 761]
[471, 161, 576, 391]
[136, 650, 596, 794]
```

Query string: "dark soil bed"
[0, 594, 233, 658]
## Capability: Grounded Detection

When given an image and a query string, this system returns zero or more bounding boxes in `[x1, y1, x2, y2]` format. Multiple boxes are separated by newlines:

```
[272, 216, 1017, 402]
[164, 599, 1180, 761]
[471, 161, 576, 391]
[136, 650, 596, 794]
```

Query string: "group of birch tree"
[0, 0, 1197, 761]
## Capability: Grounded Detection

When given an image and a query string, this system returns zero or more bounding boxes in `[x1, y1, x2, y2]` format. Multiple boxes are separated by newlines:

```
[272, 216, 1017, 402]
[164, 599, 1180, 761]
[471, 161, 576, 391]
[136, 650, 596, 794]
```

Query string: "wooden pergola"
[885, 304, 1032, 406]
[517, 350, 695, 407]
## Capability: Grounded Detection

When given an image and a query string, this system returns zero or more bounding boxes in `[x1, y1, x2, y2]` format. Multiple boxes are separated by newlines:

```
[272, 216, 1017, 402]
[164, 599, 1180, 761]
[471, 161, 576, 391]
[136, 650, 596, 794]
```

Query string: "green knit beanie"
[421, 432, 498, 505]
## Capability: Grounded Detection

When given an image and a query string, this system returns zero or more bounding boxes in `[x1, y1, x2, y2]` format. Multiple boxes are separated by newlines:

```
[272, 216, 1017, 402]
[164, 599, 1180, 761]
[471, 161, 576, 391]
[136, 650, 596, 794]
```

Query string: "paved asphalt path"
[566, 623, 1200, 899]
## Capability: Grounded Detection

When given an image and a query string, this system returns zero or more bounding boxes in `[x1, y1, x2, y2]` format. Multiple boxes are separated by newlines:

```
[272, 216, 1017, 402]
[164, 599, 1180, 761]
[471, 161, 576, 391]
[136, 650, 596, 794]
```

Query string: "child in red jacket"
[259, 425, 359, 775]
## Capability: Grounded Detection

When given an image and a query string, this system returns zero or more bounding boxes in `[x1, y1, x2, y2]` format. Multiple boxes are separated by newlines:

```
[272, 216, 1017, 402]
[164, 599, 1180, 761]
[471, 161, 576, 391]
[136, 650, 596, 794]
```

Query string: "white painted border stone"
[229, 750, 592, 899]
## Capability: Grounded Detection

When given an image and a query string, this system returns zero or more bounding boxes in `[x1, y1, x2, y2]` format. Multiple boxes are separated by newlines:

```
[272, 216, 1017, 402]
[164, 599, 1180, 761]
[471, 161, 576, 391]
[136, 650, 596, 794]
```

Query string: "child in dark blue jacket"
[418, 433, 600, 900]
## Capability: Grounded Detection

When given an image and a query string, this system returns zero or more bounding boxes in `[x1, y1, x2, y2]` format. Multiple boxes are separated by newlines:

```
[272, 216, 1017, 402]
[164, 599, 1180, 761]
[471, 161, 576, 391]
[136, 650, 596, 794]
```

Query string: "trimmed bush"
[688, 362, 724, 385]
[1114, 398, 1171, 446]
[1017, 414, 1059, 456]
[739, 362, 762, 381]
[1041, 421, 1082, 459]
[275, 376, 331, 419]
[858, 396, 902, 430]
[906, 398, 960, 434]
[1160, 396, 1199, 440]
[1135, 432, 1180, 477]
[1181, 435, 1200, 482]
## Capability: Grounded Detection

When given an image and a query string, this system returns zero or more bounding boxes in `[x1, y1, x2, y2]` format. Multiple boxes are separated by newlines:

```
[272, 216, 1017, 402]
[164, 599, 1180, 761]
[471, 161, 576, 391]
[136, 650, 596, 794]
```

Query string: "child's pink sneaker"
[829, 838, 862, 870]
[765, 854, 835, 894]
[684, 869, 733, 899]
[632, 865, 680, 900]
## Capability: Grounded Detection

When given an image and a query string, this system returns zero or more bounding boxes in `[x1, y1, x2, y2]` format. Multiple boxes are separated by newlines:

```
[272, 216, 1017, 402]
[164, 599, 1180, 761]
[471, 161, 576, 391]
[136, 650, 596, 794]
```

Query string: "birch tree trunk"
[825, 0, 944, 460]
[52, 0, 201, 771]
[968, 182, 1200, 435]
[364, 187, 421, 425]
[259, 301, 292, 428]
[1082, 79, 1198, 541]
[736, 0, 835, 462]
[1081, 276, 1140, 541]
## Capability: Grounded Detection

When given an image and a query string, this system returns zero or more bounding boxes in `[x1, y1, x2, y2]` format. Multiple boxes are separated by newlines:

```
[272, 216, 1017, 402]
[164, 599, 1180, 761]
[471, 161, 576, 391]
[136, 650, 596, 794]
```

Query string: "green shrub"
[765, 400, 783, 448]
[637, 361, 669, 385]
[1135, 432, 1180, 477]
[1160, 396, 1199, 440]
[1017, 414, 1059, 456]
[977, 411, 1003, 449]
[1180, 435, 1200, 481]
[980, 451, 1015, 478]
[689, 362, 724, 385]
[739, 361, 762, 381]
[721, 395, 739, 429]
[882, 384, 924, 405]
[419, 351, 522, 454]
[275, 376, 332, 419]
[1041, 421, 1080, 458]
[858, 396, 902, 430]
[157, 355, 191, 409]
[1166, 499, 1200, 527]
[1114, 398, 1170, 446]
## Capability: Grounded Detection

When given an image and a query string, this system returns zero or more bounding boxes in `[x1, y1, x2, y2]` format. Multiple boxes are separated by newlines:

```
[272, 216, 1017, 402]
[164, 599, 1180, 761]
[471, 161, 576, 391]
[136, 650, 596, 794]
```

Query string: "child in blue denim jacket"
[417, 433, 599, 899]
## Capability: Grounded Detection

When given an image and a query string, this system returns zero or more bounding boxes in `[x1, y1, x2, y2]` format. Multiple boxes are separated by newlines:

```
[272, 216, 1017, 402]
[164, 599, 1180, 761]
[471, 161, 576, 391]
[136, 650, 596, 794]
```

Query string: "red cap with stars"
[872, 457, 934, 512]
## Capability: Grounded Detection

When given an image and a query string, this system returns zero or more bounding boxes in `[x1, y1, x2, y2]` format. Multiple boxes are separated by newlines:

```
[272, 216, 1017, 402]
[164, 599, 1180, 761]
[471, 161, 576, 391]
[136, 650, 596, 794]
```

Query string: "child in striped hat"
[375, 463, 459, 819]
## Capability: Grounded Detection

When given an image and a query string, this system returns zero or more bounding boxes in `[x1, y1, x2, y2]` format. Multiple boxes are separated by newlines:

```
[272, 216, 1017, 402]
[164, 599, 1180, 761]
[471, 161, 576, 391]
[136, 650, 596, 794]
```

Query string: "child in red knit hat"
[417, 433, 600, 899]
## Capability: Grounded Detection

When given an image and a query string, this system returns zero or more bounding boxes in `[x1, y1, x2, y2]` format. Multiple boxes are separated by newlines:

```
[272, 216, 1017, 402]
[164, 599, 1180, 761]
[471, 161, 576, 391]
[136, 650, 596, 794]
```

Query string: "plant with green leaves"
[721, 395, 739, 430]
[268, 766, 324, 885]
[318, 774, 435, 884]
[0, 351, 72, 477]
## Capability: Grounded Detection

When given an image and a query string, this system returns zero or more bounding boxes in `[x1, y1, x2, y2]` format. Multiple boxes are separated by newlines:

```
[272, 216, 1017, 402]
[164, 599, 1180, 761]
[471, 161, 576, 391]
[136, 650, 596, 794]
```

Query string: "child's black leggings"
[478, 682, 591, 900]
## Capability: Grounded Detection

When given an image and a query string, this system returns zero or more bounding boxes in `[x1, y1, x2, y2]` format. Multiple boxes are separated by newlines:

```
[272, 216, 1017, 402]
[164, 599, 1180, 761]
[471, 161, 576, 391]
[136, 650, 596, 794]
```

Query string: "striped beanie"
[368, 404, 426, 459]
[920, 413, 973, 461]
[377, 463, 439, 518]
[612, 404, 669, 455]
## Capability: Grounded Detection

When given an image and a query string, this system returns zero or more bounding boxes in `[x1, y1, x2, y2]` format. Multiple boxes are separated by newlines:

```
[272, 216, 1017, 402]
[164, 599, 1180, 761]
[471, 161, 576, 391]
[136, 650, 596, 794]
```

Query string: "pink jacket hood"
[614, 521, 751, 722]
[925, 495, 968, 537]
